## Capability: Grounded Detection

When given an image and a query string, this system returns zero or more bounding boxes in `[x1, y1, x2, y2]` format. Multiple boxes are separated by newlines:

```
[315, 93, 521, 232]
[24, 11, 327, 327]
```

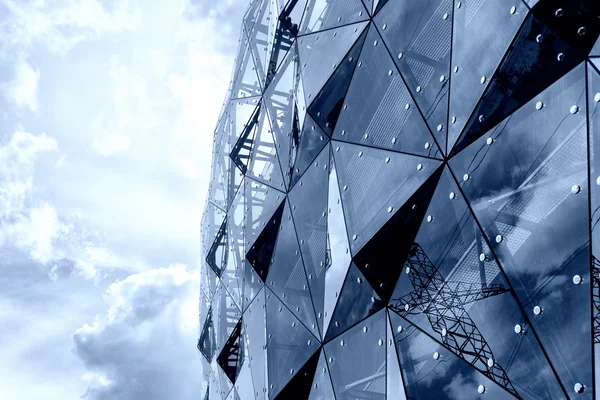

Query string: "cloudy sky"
[0, 0, 246, 398]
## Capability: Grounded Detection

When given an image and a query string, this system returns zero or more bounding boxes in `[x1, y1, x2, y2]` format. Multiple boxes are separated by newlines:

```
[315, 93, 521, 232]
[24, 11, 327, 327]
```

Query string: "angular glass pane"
[374, 0, 452, 152]
[325, 308, 387, 400]
[323, 149, 352, 339]
[386, 311, 407, 400]
[244, 178, 285, 252]
[266, 288, 320, 399]
[266, 200, 320, 337]
[387, 167, 567, 398]
[390, 310, 516, 400]
[288, 114, 329, 189]
[450, 63, 592, 397]
[307, 27, 367, 137]
[288, 146, 331, 337]
[244, 289, 267, 399]
[324, 262, 383, 341]
[230, 33, 263, 99]
[246, 201, 285, 283]
[299, 0, 368, 35]
[213, 282, 243, 356]
[309, 350, 336, 400]
[333, 24, 441, 158]
[447, 0, 527, 152]
[275, 347, 321, 399]
[332, 140, 442, 255]
[588, 61, 600, 397]
[298, 21, 369, 103]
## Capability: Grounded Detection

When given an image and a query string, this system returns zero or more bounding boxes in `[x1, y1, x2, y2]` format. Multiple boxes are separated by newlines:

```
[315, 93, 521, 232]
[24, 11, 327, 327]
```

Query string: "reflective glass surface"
[200, 1, 600, 398]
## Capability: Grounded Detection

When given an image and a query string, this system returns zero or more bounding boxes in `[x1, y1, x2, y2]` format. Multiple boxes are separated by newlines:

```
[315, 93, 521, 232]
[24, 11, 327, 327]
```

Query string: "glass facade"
[199, 0, 600, 398]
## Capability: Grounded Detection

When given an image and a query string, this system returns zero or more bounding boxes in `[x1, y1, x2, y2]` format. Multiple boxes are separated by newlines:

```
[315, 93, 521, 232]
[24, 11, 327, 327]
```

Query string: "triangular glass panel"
[333, 24, 441, 157]
[298, 0, 369, 35]
[588, 60, 600, 396]
[373, 0, 452, 153]
[322, 149, 353, 340]
[266, 200, 320, 337]
[229, 33, 263, 100]
[263, 45, 300, 190]
[592, 58, 600, 73]
[246, 198, 285, 282]
[241, 258, 264, 312]
[198, 305, 217, 363]
[213, 282, 243, 356]
[325, 308, 387, 399]
[288, 113, 329, 189]
[306, 26, 368, 137]
[265, 287, 320, 399]
[201, 258, 219, 302]
[206, 218, 227, 278]
[333, 141, 442, 257]
[446, 0, 527, 154]
[243, 289, 268, 399]
[529, 1, 600, 58]
[324, 262, 383, 342]
[388, 167, 568, 398]
[244, 178, 285, 252]
[348, 158, 444, 301]
[235, 348, 255, 400]
[308, 349, 336, 400]
[244, 0, 278, 86]
[288, 146, 330, 337]
[449, 9, 592, 156]
[298, 21, 369, 105]
[214, 358, 234, 399]
[217, 318, 245, 384]
[274, 346, 321, 399]
[389, 310, 516, 400]
[449, 62, 592, 396]
[386, 311, 406, 400]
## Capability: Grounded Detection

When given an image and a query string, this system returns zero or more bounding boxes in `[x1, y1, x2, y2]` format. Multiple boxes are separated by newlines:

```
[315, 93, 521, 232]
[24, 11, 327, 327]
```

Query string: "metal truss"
[389, 242, 516, 397]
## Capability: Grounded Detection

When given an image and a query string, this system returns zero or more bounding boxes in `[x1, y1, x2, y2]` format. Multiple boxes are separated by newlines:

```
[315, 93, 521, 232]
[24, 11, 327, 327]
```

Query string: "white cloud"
[73, 264, 203, 399]
[0, 0, 142, 56]
[4, 59, 40, 111]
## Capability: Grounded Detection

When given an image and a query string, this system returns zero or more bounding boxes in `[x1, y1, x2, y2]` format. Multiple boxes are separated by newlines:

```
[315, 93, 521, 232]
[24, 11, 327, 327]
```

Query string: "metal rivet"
[441, 328, 447, 337]
[405, 103, 410, 110]
[417, 163, 423, 171]
[382, 24, 387, 30]
[433, 352, 440, 360]
[463, 173, 470, 182]
[398, 52, 403, 59]
[570, 105, 579, 114]
[373, 40, 378, 46]
[437, 124, 443, 132]
[536, 101, 544, 110]
[578, 27, 587, 36]
[480, 76, 486, 84]
[443, 13, 449, 20]
[457, 1, 462, 8]
[574, 383, 585, 393]
[479, 253, 487, 262]
[385, 157, 390, 163]
[378, 339, 383, 346]
[487, 358, 494, 368]
[392, 137, 397, 144]
[557, 53, 565, 62]
[595, 93, 600, 103]
[496, 234, 503, 243]
[449, 192, 456, 200]
[573, 275, 583, 285]
[555, 8, 563, 17]
[510, 6, 516, 14]
[388, 70, 393, 76]
[388, 206, 393, 213]
[451, 116, 457, 124]
[478, 385, 486, 394]
[353, 234, 357, 241]
[427, 215, 433, 223]
[514, 324, 522, 334]
[533, 305, 542, 315]
[336, 147, 340, 152]
[307, 339, 311, 345]
[572, 184, 581, 194]
[397, 326, 403, 333]
[479, 114, 486, 123]
[340, 340, 345, 346]
[364, 133, 369, 139]
[440, 75, 446, 82]
[425, 142, 430, 149]
[486, 137, 494, 145]
[454, 65, 459, 73]
[358, 151, 363, 157]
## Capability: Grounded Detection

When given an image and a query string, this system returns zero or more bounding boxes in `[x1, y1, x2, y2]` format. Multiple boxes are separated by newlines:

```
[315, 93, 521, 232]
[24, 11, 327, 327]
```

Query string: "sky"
[0, 0, 247, 398]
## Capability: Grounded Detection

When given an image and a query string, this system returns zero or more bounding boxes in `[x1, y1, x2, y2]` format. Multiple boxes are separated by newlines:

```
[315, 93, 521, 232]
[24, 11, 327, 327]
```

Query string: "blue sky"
[0, 0, 246, 398]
